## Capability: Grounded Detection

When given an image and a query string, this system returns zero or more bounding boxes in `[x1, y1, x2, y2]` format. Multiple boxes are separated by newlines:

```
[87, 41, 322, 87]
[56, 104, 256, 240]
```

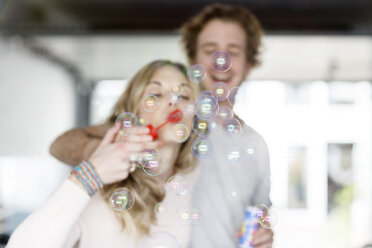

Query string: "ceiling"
[1, 0, 372, 35]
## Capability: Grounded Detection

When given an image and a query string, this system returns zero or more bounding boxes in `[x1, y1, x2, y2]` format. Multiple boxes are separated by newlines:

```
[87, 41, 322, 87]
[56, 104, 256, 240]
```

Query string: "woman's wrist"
[68, 174, 90, 195]
[70, 161, 104, 196]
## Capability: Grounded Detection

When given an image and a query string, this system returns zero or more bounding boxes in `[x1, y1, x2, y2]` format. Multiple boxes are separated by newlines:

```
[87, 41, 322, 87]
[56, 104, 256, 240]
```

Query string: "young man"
[50, 4, 273, 248]
[181, 4, 273, 248]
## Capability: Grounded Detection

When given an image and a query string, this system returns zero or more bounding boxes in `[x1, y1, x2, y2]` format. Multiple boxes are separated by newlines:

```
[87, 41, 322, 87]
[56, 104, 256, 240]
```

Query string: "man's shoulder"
[241, 121, 266, 144]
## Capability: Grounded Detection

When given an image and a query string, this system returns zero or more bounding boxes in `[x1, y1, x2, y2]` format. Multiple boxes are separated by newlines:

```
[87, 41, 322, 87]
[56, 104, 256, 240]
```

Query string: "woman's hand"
[87, 122, 163, 185]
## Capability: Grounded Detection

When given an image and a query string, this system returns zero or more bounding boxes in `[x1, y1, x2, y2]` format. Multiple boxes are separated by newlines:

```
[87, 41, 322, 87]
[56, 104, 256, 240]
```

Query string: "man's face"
[193, 19, 252, 91]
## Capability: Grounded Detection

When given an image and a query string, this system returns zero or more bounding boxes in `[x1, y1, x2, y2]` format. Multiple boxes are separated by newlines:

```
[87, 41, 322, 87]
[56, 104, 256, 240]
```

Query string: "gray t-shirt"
[189, 123, 271, 248]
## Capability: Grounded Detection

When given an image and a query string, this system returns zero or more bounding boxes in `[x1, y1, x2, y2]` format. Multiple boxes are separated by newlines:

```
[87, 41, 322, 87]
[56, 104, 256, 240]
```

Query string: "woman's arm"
[8, 124, 161, 248]
[6, 176, 90, 248]
[49, 124, 106, 166]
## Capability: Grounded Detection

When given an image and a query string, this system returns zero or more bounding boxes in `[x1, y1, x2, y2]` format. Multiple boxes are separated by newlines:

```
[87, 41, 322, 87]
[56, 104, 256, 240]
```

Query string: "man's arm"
[49, 124, 106, 166]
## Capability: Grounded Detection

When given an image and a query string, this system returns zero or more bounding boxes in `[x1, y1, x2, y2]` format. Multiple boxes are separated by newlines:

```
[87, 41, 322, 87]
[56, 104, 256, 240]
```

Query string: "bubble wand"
[147, 109, 183, 140]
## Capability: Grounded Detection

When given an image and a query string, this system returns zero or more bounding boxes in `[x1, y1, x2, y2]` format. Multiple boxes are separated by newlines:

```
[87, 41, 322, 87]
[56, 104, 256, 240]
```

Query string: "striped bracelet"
[72, 160, 104, 196]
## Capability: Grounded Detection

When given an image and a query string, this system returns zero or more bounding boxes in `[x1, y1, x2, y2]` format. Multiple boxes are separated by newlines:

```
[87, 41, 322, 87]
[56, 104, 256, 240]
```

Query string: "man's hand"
[251, 226, 274, 248]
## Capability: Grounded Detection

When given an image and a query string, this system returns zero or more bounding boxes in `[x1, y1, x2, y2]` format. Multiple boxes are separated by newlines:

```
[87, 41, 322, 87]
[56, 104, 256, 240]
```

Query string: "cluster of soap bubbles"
[252, 204, 278, 229]
[186, 51, 245, 160]
[108, 51, 272, 236]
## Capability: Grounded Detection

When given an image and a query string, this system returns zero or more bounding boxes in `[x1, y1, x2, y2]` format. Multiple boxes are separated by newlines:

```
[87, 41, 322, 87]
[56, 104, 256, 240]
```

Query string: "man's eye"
[228, 51, 240, 57]
[204, 50, 215, 55]
[181, 96, 190, 100]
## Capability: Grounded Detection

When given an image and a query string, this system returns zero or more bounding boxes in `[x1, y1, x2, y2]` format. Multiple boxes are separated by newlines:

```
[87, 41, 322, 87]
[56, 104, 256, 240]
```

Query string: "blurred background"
[0, 0, 371, 247]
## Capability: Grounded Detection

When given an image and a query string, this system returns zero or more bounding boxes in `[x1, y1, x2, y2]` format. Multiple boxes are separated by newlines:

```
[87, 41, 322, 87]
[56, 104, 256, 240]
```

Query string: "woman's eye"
[181, 96, 190, 100]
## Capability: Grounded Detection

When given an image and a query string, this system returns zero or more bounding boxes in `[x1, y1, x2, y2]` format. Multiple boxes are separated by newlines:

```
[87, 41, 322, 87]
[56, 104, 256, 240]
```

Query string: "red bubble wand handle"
[147, 109, 183, 140]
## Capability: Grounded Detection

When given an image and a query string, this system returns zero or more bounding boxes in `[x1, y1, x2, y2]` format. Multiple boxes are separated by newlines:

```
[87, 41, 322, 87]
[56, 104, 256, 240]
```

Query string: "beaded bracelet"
[72, 160, 104, 196]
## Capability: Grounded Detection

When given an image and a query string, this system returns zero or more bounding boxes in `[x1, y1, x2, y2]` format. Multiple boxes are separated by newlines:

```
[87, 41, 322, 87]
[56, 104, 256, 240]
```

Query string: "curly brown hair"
[181, 3, 263, 67]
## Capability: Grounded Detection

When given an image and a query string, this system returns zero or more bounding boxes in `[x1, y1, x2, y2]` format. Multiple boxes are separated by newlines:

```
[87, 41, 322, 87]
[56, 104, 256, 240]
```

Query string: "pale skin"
[50, 18, 273, 248]
[193, 19, 274, 248]
[70, 65, 195, 191]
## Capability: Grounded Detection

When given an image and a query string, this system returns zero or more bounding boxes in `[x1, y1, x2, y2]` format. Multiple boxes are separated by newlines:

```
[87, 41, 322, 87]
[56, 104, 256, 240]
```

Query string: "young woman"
[7, 60, 199, 248]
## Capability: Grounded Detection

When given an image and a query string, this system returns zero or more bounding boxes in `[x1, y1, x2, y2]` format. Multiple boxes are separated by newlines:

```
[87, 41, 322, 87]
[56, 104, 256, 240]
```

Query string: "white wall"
[0, 38, 76, 233]
[0, 38, 76, 156]
[33, 35, 372, 82]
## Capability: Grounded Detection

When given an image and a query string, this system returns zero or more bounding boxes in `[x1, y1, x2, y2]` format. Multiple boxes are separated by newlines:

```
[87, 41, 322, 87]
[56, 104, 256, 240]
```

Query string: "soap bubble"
[177, 207, 203, 225]
[140, 149, 163, 176]
[198, 91, 219, 106]
[210, 50, 232, 72]
[176, 182, 190, 199]
[142, 94, 160, 112]
[216, 106, 233, 121]
[109, 188, 134, 211]
[141, 232, 181, 248]
[172, 124, 190, 143]
[154, 203, 165, 215]
[210, 121, 218, 130]
[170, 82, 184, 96]
[228, 87, 243, 106]
[259, 210, 278, 229]
[245, 143, 257, 161]
[187, 64, 207, 84]
[191, 138, 214, 159]
[252, 204, 278, 229]
[195, 98, 219, 119]
[116, 112, 139, 136]
[192, 117, 211, 137]
[222, 118, 242, 136]
[166, 175, 185, 194]
[178, 207, 191, 224]
[211, 82, 230, 101]
[226, 145, 244, 166]
[252, 204, 269, 219]
[190, 208, 203, 224]
[166, 175, 190, 199]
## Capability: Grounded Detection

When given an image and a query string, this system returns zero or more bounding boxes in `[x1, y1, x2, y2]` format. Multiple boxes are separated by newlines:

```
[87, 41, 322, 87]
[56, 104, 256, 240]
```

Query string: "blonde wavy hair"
[102, 60, 198, 238]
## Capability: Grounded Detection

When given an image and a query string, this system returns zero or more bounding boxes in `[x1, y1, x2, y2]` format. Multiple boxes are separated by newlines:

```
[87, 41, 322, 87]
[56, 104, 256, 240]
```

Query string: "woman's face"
[138, 65, 195, 143]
